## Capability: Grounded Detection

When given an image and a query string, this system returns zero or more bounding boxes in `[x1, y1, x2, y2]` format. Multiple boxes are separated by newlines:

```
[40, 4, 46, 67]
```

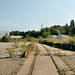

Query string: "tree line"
[10, 19, 75, 38]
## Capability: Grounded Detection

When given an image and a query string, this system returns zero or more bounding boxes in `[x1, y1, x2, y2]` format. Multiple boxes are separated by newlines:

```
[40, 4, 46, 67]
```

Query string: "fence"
[43, 41, 75, 51]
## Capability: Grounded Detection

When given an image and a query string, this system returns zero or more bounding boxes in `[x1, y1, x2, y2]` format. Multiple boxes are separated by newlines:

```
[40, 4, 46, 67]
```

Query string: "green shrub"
[19, 43, 28, 53]
[7, 48, 15, 58]
[0, 38, 2, 42]
[38, 36, 42, 38]
[35, 46, 39, 55]
[1, 36, 9, 42]
[24, 38, 28, 42]
[19, 43, 31, 54]
[24, 37, 38, 43]
[67, 36, 75, 45]
[39, 38, 44, 44]
[50, 29, 60, 35]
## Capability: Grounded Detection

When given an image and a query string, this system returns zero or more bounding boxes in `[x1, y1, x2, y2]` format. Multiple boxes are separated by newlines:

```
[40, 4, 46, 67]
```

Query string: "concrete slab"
[17, 52, 34, 75]
[32, 56, 59, 75]
[36, 43, 48, 55]
[52, 56, 74, 75]
[32, 43, 59, 75]
[53, 56, 69, 70]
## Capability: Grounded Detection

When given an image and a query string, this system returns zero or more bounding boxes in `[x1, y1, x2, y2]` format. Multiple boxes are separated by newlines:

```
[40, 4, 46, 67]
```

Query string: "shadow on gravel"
[0, 57, 9, 59]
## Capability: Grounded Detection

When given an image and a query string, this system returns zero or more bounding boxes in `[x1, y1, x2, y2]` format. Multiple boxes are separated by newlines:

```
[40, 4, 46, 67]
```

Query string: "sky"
[0, 0, 75, 31]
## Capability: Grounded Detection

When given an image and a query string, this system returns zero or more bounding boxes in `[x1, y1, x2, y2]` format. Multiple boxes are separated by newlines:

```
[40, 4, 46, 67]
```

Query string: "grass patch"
[54, 52, 65, 56]
[34, 45, 39, 56]
[7, 48, 15, 58]
[59, 68, 67, 75]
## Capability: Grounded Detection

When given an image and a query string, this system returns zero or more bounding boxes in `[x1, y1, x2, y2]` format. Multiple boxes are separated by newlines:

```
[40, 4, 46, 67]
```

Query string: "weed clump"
[67, 36, 75, 45]
[7, 48, 15, 58]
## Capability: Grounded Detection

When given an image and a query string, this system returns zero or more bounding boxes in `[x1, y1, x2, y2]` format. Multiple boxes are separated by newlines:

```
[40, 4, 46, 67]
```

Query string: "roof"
[10, 36, 22, 38]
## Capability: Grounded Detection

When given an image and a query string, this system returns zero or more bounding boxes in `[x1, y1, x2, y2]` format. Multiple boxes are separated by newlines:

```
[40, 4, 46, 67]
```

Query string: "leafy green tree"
[45, 27, 50, 32]
[71, 28, 75, 35]
[65, 23, 68, 27]
[42, 31, 50, 38]
[64, 23, 69, 35]
[68, 27, 72, 35]
[50, 28, 60, 35]
[70, 19, 75, 28]
[2, 36, 9, 42]
[50, 25, 61, 31]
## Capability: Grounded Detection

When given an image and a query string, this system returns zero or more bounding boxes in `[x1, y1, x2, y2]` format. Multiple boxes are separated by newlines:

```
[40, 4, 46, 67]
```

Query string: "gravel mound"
[51, 35, 70, 40]
[56, 35, 70, 40]
[50, 35, 57, 39]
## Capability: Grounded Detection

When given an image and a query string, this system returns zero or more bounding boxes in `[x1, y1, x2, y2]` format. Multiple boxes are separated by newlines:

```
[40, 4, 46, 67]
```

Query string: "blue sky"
[0, 0, 75, 31]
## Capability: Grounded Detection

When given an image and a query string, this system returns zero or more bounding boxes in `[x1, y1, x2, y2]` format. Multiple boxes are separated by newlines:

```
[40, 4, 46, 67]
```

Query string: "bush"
[1, 36, 9, 42]
[19, 43, 31, 54]
[42, 32, 50, 38]
[24, 37, 38, 43]
[67, 36, 75, 45]
[7, 48, 15, 58]
[24, 38, 28, 42]
[50, 29, 60, 35]
[19, 43, 28, 53]
[39, 38, 44, 44]
[38, 36, 42, 39]
[0, 38, 2, 42]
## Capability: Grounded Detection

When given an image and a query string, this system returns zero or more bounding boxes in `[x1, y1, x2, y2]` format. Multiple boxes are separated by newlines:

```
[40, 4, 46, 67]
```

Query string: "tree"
[71, 28, 75, 35]
[70, 19, 75, 28]
[65, 23, 68, 27]
[10, 31, 20, 36]
[42, 31, 50, 38]
[64, 23, 69, 35]
[61, 26, 66, 34]
[2, 36, 9, 42]
[50, 28, 60, 35]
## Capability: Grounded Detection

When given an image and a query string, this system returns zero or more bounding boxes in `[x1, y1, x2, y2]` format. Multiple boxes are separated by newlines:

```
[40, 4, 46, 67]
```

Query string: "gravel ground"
[0, 42, 27, 75]
[61, 55, 75, 73]
[0, 42, 15, 58]
[0, 58, 26, 75]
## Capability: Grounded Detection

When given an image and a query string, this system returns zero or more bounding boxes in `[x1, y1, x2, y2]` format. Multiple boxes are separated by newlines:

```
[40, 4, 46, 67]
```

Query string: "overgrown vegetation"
[54, 52, 65, 56]
[59, 68, 67, 75]
[40, 39, 75, 51]
[13, 39, 19, 48]
[35, 45, 39, 55]
[66, 36, 75, 45]
[19, 43, 33, 57]
[7, 48, 15, 58]
[19, 43, 29, 54]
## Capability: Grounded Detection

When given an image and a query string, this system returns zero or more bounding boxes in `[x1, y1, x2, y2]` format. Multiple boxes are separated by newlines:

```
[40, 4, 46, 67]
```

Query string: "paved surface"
[43, 44, 74, 75]
[16, 43, 75, 75]
[0, 42, 15, 58]
[43, 44, 75, 55]
[0, 42, 31, 58]
[17, 52, 35, 75]
[32, 43, 59, 75]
